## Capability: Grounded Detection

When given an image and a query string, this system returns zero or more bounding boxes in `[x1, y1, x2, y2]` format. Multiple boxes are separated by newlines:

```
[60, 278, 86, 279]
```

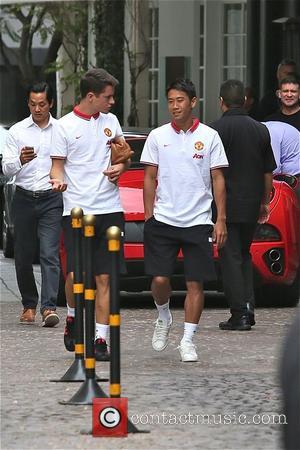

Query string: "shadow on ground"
[120, 290, 229, 309]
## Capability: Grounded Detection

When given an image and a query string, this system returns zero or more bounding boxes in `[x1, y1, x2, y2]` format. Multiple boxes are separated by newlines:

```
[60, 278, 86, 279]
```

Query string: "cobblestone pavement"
[1, 255, 298, 450]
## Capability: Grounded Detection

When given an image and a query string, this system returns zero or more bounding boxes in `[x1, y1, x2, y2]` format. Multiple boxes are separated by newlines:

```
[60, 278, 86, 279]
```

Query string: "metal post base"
[59, 378, 107, 405]
[80, 419, 149, 435]
[127, 418, 148, 433]
[50, 359, 108, 383]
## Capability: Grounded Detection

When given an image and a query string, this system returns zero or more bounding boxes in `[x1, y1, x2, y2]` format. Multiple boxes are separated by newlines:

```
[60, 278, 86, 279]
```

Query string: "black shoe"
[219, 315, 251, 331]
[248, 312, 256, 326]
[95, 338, 110, 361]
[64, 316, 75, 351]
[246, 302, 256, 326]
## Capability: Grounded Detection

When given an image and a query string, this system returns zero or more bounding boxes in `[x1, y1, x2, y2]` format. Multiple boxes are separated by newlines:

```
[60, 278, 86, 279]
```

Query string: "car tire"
[279, 271, 300, 307]
[56, 268, 66, 307]
[2, 209, 14, 258]
[256, 272, 300, 307]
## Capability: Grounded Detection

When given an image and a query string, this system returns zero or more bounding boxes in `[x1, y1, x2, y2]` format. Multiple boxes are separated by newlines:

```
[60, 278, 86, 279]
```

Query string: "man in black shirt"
[257, 59, 297, 120]
[211, 80, 277, 330]
[266, 76, 300, 131]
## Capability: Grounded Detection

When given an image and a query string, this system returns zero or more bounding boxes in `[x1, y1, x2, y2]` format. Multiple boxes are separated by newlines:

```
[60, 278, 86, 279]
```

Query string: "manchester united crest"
[194, 141, 204, 151]
[104, 128, 112, 137]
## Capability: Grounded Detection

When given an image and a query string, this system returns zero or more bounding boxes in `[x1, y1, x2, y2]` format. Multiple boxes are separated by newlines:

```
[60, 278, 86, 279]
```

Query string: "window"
[166, 57, 187, 86]
[199, 2, 206, 120]
[149, 6, 159, 128]
[222, 2, 247, 82]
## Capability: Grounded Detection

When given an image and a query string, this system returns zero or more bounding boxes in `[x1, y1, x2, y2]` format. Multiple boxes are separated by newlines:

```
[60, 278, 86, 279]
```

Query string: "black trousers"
[218, 222, 257, 316]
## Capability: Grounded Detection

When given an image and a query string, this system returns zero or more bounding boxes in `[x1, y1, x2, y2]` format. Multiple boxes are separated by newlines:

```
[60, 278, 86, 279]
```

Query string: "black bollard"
[71, 207, 85, 377]
[51, 208, 106, 384]
[81, 225, 149, 435]
[106, 226, 121, 399]
[60, 214, 107, 405]
[106, 226, 140, 433]
[52, 207, 85, 382]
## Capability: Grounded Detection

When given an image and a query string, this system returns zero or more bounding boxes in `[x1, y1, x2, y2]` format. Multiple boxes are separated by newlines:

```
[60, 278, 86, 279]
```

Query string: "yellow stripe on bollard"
[110, 383, 121, 396]
[75, 344, 84, 354]
[110, 314, 120, 326]
[85, 358, 95, 369]
[72, 218, 82, 228]
[84, 226, 95, 237]
[73, 283, 84, 294]
[85, 289, 95, 300]
[108, 240, 120, 252]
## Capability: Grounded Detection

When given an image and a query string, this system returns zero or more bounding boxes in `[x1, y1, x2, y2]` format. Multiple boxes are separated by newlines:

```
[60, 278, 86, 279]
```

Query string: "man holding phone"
[2, 82, 63, 327]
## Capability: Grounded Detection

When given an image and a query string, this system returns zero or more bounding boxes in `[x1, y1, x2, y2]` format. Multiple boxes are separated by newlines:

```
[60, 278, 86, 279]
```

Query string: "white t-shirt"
[140, 119, 228, 227]
[51, 108, 124, 216]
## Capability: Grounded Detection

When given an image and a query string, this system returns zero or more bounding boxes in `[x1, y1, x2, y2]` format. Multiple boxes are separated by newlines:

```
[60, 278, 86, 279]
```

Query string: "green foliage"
[0, 2, 88, 85]
[93, 0, 125, 122]
[1, 0, 151, 125]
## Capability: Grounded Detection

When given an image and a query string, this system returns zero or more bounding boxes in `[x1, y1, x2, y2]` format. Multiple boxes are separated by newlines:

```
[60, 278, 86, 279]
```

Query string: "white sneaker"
[152, 315, 172, 351]
[178, 340, 198, 362]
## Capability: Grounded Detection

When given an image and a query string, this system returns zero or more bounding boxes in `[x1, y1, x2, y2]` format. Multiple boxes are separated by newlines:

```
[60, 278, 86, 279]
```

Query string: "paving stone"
[1, 254, 298, 449]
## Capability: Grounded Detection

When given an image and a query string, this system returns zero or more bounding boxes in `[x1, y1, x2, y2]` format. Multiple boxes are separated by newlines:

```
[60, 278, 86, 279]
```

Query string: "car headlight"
[253, 224, 281, 241]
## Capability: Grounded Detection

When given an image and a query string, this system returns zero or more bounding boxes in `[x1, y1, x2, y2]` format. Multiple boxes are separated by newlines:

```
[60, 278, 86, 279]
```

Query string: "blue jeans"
[12, 188, 63, 313]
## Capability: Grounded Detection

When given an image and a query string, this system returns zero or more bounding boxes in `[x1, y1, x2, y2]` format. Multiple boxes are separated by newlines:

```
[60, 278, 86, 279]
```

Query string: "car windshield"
[125, 137, 147, 169]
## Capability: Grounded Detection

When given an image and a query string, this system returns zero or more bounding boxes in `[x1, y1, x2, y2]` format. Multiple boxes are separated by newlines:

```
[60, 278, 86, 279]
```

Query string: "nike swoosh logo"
[163, 144, 171, 147]
[75, 135, 82, 139]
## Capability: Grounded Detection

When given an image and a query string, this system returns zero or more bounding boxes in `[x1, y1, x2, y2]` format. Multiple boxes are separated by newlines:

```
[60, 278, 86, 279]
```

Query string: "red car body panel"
[119, 169, 144, 190]
[120, 187, 144, 222]
[250, 180, 299, 286]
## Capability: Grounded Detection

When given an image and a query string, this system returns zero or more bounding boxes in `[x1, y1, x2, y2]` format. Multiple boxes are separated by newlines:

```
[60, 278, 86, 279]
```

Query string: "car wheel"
[256, 272, 300, 307]
[2, 209, 14, 258]
[56, 268, 66, 306]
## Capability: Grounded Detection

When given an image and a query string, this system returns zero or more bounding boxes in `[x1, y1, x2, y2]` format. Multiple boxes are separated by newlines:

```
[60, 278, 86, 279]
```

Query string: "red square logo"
[92, 398, 128, 437]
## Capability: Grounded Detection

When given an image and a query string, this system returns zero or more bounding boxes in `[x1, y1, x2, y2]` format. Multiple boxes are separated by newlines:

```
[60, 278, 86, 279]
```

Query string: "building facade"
[1, 0, 299, 127]
[123, 0, 300, 127]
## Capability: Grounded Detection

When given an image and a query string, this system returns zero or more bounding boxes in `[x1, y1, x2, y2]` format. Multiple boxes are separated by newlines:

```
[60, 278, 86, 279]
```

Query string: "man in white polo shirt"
[141, 78, 228, 362]
[50, 68, 129, 361]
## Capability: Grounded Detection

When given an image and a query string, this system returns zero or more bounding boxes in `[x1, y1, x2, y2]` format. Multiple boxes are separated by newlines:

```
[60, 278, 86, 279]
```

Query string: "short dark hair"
[80, 68, 119, 98]
[220, 79, 245, 107]
[279, 75, 300, 88]
[278, 59, 297, 70]
[27, 81, 54, 104]
[166, 79, 197, 100]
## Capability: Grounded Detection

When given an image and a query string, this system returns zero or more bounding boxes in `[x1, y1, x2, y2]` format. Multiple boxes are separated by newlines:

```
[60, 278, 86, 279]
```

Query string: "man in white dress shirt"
[2, 82, 63, 327]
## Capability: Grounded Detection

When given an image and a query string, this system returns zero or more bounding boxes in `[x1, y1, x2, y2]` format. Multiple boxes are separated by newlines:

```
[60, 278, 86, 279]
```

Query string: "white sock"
[67, 305, 75, 318]
[155, 300, 172, 324]
[95, 323, 109, 341]
[182, 322, 198, 343]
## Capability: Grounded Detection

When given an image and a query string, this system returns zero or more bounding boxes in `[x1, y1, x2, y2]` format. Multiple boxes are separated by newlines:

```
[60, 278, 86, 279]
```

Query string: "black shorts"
[62, 212, 126, 275]
[144, 217, 216, 282]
